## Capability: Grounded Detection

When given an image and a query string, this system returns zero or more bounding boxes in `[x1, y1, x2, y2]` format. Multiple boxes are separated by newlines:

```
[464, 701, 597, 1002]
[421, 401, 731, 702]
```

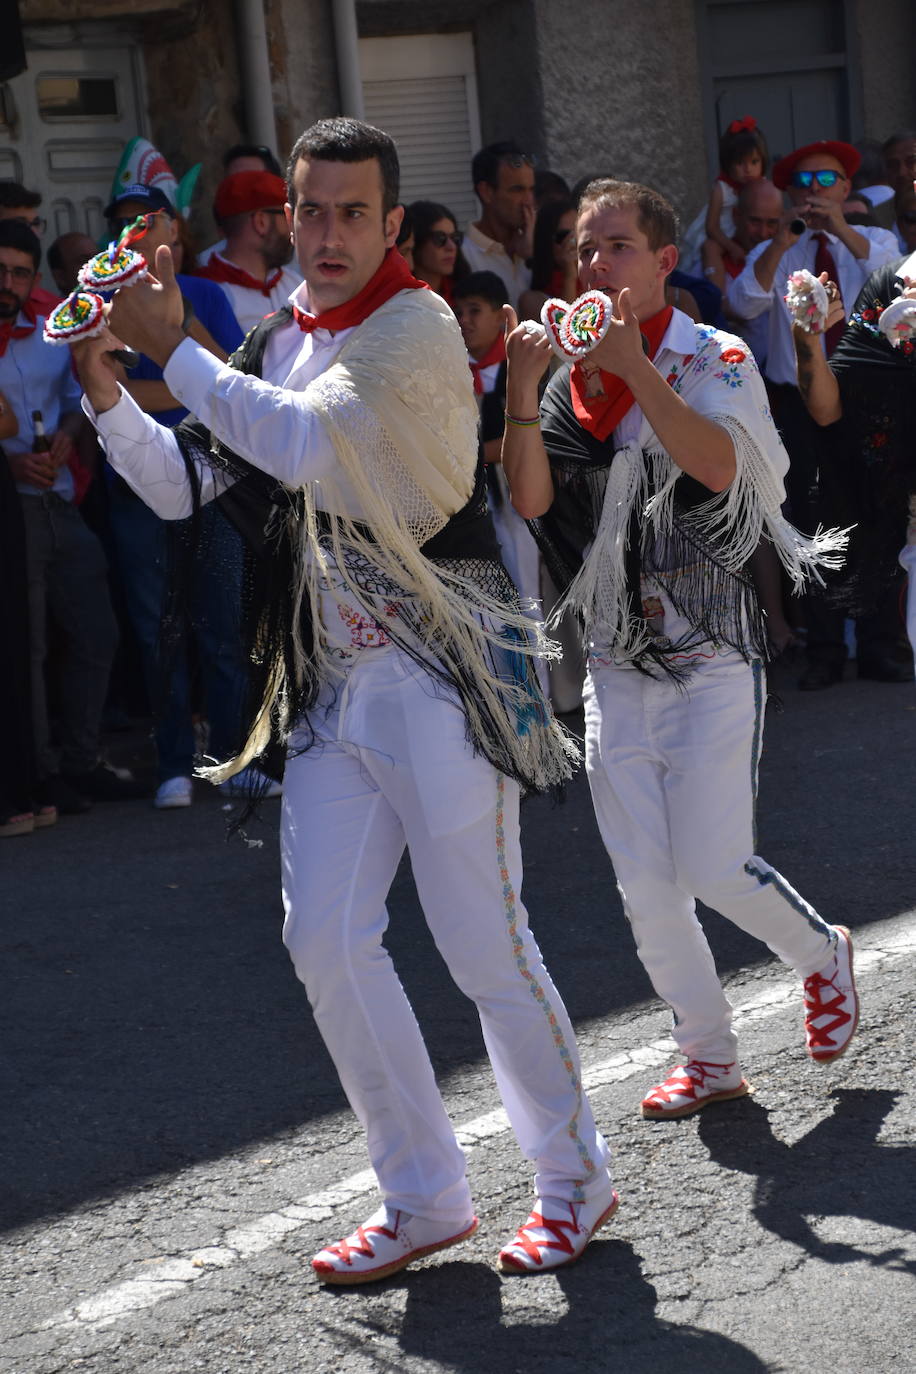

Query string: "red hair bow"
[727, 115, 757, 134]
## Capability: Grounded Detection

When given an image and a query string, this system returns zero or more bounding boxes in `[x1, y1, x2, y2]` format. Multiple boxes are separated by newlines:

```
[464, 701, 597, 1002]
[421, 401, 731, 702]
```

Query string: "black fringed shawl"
[531, 363, 769, 676]
[819, 259, 916, 613]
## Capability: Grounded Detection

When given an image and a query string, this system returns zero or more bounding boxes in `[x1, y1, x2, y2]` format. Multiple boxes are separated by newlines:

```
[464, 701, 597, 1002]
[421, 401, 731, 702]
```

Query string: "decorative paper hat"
[108, 136, 201, 220]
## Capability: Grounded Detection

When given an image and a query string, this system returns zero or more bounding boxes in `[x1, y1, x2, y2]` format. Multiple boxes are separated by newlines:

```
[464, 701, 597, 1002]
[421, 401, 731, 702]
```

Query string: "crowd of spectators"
[2, 123, 913, 838]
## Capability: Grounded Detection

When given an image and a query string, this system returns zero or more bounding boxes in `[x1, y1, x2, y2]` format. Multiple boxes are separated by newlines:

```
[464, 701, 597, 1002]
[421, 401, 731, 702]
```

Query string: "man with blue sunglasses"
[730, 140, 899, 688]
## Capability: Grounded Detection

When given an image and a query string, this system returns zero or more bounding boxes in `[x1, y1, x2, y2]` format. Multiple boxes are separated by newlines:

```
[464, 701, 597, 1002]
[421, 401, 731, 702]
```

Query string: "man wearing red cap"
[729, 139, 899, 687]
[197, 170, 301, 333]
[71, 118, 615, 1285]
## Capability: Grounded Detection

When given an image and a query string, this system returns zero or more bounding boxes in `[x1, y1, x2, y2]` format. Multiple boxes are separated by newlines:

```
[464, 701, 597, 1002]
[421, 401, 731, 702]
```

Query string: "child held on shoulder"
[701, 116, 768, 275]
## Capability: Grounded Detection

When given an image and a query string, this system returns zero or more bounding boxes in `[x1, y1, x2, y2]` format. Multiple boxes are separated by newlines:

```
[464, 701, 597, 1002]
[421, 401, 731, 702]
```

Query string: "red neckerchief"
[570, 305, 673, 442]
[198, 253, 283, 297]
[0, 298, 37, 358]
[548, 267, 567, 297]
[723, 255, 743, 279]
[468, 333, 507, 394]
[292, 248, 428, 334]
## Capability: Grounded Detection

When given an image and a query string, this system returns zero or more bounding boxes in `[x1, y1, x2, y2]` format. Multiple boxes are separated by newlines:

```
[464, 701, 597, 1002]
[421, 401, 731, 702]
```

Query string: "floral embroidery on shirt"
[713, 361, 745, 388]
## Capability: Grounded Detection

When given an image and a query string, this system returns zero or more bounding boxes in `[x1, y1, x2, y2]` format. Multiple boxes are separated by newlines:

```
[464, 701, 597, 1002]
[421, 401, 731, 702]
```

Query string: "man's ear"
[166, 216, 179, 246]
[659, 242, 679, 279]
[476, 180, 493, 210]
[384, 203, 404, 249]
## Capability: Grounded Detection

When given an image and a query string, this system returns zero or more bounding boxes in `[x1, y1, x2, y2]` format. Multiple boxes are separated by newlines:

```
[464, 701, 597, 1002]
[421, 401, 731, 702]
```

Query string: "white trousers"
[584, 655, 837, 1064]
[280, 648, 611, 1224]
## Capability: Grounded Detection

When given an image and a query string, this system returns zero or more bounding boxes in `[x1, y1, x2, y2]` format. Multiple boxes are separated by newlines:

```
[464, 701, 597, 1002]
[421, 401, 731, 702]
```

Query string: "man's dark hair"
[223, 143, 283, 177]
[534, 168, 570, 206]
[0, 180, 41, 210]
[578, 179, 678, 253]
[472, 141, 534, 192]
[0, 219, 40, 268]
[882, 130, 916, 154]
[286, 118, 399, 214]
[452, 270, 508, 310]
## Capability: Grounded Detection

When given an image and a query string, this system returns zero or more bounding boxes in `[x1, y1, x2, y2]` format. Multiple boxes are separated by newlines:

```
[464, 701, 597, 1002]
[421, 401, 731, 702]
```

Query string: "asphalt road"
[2, 661, 915, 1374]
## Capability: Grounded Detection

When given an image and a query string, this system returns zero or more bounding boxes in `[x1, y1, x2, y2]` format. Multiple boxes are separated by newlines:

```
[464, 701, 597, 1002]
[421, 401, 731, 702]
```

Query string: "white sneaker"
[218, 766, 282, 799]
[311, 1206, 478, 1285]
[154, 776, 193, 810]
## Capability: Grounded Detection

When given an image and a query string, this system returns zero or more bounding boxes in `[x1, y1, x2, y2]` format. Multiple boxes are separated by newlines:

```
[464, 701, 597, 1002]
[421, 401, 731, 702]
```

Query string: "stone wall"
[852, 0, 916, 139]
[530, 0, 707, 225]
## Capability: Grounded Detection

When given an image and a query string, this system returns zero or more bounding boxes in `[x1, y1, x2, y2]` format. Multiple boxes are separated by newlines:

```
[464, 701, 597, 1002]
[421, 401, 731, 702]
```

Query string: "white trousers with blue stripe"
[280, 646, 611, 1224]
[584, 654, 837, 1065]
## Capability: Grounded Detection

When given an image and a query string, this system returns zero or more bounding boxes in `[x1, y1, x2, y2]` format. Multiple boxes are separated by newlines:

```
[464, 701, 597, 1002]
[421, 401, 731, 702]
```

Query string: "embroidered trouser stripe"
[280, 649, 611, 1222]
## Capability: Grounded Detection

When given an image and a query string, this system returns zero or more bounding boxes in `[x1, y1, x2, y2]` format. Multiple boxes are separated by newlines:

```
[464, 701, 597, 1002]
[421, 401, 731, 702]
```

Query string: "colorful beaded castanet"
[78, 213, 155, 293]
[784, 269, 828, 333]
[43, 291, 107, 345]
[540, 290, 614, 360]
[877, 295, 916, 349]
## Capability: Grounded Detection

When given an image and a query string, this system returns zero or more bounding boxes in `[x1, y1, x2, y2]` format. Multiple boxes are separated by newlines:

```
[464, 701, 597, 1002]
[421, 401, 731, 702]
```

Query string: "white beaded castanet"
[540, 290, 614, 360]
[877, 295, 916, 348]
[784, 269, 829, 334]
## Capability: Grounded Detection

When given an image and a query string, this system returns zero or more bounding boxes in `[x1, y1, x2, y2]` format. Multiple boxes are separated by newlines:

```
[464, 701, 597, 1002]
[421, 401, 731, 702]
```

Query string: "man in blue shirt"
[103, 186, 276, 808]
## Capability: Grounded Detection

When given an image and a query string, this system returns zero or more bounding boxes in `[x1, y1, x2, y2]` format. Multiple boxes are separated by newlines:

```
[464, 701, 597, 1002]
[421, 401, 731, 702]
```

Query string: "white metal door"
[0, 39, 146, 243]
[359, 33, 482, 229]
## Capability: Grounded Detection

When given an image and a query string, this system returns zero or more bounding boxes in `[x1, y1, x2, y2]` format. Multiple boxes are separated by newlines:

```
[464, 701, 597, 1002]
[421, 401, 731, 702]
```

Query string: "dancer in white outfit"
[502, 178, 861, 1120]
[73, 119, 615, 1282]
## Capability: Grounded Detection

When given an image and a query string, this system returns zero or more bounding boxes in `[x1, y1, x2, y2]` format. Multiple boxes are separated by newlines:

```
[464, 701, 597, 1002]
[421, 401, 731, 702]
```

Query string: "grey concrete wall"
[269, 0, 340, 156]
[851, 0, 916, 139]
[474, 0, 545, 156]
[531, 0, 708, 227]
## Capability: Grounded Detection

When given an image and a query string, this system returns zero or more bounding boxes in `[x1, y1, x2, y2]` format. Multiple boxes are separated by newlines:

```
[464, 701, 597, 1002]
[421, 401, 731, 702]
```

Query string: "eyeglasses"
[791, 169, 841, 190]
[10, 215, 46, 235]
[427, 230, 463, 248]
[502, 154, 535, 169]
[108, 209, 167, 236]
[0, 263, 35, 283]
[899, 212, 916, 226]
[554, 227, 572, 245]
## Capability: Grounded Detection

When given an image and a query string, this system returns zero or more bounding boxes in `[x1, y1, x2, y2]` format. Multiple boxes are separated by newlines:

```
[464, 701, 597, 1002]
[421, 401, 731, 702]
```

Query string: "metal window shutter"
[362, 76, 476, 227]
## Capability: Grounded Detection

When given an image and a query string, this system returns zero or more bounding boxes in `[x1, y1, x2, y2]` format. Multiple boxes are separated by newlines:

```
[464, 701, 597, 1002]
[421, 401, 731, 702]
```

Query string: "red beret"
[772, 140, 861, 191]
[213, 170, 288, 220]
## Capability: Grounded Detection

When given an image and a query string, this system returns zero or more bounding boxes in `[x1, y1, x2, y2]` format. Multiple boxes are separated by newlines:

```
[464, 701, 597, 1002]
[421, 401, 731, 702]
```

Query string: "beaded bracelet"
[504, 411, 541, 427]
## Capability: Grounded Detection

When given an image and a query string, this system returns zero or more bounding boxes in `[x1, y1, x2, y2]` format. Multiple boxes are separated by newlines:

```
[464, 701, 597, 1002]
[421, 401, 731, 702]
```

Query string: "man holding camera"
[729, 139, 899, 687]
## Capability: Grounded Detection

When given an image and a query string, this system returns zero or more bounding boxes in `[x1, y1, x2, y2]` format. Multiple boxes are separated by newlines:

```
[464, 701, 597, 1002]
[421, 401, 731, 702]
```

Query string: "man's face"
[479, 159, 535, 233]
[287, 157, 401, 312]
[884, 139, 916, 191]
[787, 154, 850, 208]
[0, 246, 37, 319]
[455, 295, 504, 359]
[49, 233, 97, 295]
[0, 204, 45, 236]
[896, 191, 916, 251]
[108, 202, 177, 261]
[576, 203, 674, 319]
[259, 207, 295, 270]
[733, 185, 784, 250]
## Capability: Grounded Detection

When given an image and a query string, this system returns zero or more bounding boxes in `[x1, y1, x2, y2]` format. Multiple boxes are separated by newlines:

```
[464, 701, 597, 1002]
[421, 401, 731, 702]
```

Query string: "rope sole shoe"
[640, 1060, 751, 1119]
[496, 1186, 620, 1274]
[311, 1207, 478, 1285]
[805, 924, 859, 1063]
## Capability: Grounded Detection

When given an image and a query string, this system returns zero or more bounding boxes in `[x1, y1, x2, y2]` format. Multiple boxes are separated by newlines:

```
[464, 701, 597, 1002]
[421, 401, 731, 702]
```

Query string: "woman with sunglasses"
[407, 201, 468, 306]
[517, 199, 578, 323]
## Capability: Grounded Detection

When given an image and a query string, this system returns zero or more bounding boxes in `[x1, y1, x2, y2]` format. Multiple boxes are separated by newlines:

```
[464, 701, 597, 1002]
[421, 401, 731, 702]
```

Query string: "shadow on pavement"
[319, 1244, 771, 1372]
[698, 1089, 916, 1275]
[2, 677, 913, 1235]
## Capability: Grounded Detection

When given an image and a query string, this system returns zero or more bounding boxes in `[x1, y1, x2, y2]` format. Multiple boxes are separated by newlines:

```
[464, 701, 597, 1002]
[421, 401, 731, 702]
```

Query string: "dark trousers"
[768, 382, 900, 667]
[21, 492, 118, 778]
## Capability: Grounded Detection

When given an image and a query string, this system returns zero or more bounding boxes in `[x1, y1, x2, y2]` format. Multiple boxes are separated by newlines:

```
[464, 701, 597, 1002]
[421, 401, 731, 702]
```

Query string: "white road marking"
[40, 917, 916, 1333]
